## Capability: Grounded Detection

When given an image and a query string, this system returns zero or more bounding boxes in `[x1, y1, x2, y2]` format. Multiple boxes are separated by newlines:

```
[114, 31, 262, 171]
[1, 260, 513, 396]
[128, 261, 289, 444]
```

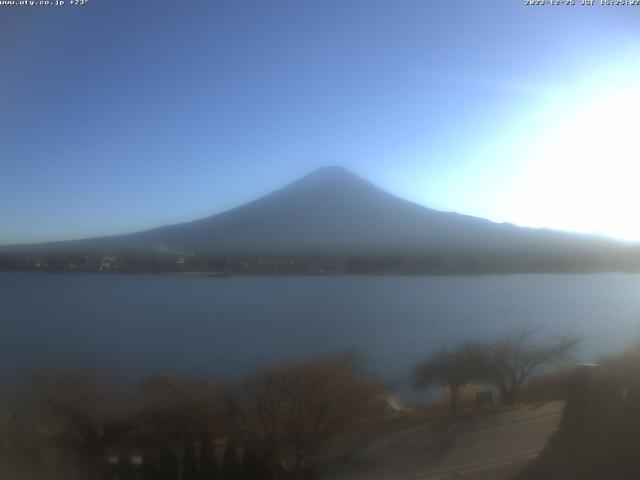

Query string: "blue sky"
[2, 0, 639, 244]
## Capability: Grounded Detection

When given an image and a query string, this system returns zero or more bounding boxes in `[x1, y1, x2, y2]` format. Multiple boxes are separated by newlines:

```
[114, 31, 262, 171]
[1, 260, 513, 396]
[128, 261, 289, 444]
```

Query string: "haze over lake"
[3, 272, 640, 393]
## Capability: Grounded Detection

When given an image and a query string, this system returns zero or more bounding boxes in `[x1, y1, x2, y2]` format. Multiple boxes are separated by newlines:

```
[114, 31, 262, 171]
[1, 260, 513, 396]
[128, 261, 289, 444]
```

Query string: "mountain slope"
[0, 167, 623, 256]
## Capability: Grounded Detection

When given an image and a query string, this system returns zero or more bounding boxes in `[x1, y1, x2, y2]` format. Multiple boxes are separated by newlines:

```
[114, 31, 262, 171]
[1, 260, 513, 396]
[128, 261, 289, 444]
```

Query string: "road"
[319, 402, 564, 480]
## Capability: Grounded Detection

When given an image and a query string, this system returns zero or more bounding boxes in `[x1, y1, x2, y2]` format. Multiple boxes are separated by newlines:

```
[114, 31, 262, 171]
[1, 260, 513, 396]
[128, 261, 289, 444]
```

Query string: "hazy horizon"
[1, 165, 633, 247]
[3, 1, 640, 244]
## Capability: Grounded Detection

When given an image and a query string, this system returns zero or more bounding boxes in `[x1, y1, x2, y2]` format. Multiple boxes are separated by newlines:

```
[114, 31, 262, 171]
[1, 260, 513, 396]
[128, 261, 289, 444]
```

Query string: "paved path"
[320, 402, 563, 480]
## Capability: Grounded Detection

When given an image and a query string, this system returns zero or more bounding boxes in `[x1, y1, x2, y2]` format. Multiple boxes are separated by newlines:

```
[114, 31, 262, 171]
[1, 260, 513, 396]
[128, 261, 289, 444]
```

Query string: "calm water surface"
[2, 272, 640, 391]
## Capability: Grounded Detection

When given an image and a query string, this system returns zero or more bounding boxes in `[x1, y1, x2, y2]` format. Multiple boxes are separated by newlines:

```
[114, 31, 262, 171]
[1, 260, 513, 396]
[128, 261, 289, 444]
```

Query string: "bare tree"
[228, 357, 378, 479]
[28, 372, 165, 479]
[140, 374, 227, 440]
[484, 328, 580, 404]
[412, 342, 485, 415]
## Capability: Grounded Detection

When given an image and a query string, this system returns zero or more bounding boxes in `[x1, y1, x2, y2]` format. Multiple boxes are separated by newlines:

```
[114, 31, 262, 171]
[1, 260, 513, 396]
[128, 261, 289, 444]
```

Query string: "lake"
[2, 272, 640, 394]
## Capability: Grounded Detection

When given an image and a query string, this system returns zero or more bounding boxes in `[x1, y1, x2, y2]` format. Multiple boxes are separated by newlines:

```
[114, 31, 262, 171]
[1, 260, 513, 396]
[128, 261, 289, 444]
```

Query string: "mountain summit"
[1, 167, 622, 256]
[293, 165, 361, 183]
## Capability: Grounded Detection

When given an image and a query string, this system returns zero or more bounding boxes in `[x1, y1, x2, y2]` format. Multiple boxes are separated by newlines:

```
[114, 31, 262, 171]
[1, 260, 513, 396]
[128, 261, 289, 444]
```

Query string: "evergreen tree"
[241, 446, 272, 480]
[183, 435, 198, 480]
[222, 438, 240, 480]
[301, 466, 319, 480]
[141, 449, 158, 480]
[199, 431, 219, 480]
[158, 445, 180, 480]
[117, 451, 136, 480]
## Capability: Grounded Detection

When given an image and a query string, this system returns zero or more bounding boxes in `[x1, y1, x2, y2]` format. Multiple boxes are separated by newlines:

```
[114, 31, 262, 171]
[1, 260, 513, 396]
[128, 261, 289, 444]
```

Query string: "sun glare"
[509, 89, 640, 241]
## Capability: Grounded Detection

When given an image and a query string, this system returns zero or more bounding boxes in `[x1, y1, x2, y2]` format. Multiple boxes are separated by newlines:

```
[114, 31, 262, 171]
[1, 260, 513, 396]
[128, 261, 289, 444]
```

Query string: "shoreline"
[0, 268, 637, 278]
